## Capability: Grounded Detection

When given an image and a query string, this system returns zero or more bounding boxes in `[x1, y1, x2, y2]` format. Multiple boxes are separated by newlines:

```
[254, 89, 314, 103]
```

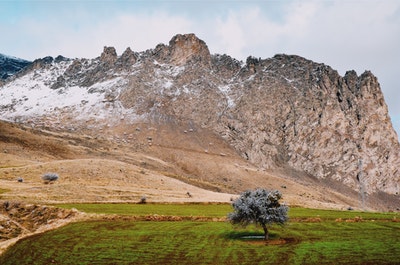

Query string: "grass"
[56, 203, 399, 220]
[1, 220, 399, 265]
[1, 204, 399, 264]
[288, 206, 399, 220]
[56, 203, 232, 217]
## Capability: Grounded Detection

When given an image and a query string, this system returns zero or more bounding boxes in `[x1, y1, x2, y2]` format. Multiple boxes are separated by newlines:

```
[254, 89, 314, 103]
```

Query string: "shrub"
[42, 173, 59, 183]
[139, 196, 147, 204]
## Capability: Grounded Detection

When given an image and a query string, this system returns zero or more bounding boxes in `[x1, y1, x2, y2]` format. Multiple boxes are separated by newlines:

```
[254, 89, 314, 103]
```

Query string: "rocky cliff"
[0, 33, 399, 200]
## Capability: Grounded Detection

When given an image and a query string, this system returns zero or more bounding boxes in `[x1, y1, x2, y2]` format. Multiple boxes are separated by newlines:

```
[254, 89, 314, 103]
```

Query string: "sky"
[1, 0, 399, 137]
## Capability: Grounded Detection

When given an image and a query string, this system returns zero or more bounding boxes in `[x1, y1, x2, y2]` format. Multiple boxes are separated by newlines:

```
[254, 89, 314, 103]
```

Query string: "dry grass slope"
[0, 120, 365, 209]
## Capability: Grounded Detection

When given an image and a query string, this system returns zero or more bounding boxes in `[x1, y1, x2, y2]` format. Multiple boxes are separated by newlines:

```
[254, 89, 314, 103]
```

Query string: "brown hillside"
[0, 120, 368, 209]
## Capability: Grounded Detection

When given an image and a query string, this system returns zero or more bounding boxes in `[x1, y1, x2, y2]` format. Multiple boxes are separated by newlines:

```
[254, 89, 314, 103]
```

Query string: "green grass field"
[56, 203, 399, 220]
[1, 204, 399, 265]
[56, 203, 233, 218]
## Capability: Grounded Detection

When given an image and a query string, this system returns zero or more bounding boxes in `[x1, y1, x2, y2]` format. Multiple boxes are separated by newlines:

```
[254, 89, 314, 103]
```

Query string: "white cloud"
[206, 1, 399, 69]
[213, 10, 248, 58]
[6, 11, 192, 60]
[202, 2, 319, 59]
[89, 12, 193, 55]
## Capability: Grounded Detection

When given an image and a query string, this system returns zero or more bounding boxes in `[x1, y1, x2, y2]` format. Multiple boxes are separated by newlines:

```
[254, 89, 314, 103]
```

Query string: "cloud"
[4, 10, 192, 60]
[5, 1, 399, 72]
[95, 12, 192, 53]
[206, 1, 400, 71]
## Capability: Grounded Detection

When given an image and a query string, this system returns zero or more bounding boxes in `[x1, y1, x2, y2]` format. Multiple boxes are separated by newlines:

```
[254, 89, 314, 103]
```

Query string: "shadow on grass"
[223, 231, 299, 246]
[223, 231, 278, 240]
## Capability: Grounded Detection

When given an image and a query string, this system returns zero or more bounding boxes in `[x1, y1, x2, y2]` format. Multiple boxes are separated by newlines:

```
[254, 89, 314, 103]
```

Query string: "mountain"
[0, 33, 399, 210]
[0, 53, 31, 80]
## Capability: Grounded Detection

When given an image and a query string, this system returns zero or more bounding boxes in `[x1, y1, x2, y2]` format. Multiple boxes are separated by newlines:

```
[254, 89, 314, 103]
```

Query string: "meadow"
[1, 204, 399, 265]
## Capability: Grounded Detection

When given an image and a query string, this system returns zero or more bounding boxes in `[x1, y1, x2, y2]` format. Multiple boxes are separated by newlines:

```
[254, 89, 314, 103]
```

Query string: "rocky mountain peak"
[118, 47, 137, 66]
[100, 46, 118, 64]
[166, 33, 211, 66]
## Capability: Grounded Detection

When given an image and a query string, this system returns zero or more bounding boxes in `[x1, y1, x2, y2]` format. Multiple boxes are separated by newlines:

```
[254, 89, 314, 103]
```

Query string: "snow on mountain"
[0, 58, 140, 129]
[0, 53, 31, 80]
[0, 47, 193, 130]
[0, 53, 29, 64]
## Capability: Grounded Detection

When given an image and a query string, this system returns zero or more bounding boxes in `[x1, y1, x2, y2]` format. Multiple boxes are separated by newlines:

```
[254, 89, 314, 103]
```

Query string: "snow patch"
[218, 85, 236, 108]
[163, 80, 173, 89]
[283, 77, 294, 83]
[0, 60, 136, 126]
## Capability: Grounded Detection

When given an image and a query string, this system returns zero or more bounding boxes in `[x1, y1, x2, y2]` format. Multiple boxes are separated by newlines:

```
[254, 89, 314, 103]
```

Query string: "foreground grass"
[1, 204, 399, 264]
[1, 219, 399, 265]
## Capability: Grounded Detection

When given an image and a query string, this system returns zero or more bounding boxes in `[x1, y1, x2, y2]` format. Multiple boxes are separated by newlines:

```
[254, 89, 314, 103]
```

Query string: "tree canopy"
[228, 188, 289, 240]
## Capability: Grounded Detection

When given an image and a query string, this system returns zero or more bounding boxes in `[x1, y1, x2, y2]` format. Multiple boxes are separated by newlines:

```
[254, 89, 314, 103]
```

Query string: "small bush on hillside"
[139, 196, 147, 204]
[42, 173, 59, 183]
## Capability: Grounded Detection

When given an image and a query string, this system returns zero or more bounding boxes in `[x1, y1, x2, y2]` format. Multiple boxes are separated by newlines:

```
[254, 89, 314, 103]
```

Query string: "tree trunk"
[261, 223, 269, 240]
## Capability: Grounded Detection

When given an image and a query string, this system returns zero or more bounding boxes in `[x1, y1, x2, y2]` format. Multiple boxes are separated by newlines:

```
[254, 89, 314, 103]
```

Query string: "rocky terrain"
[0, 200, 81, 253]
[0, 33, 399, 211]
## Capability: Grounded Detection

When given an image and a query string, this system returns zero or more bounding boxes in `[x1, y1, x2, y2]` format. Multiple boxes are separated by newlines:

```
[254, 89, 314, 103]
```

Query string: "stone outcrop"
[100, 46, 118, 64]
[168, 33, 211, 66]
[117, 47, 137, 68]
[153, 33, 211, 67]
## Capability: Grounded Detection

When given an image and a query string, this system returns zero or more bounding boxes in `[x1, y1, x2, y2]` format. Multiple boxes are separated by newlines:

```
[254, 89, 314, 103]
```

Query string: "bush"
[42, 173, 59, 183]
[139, 196, 147, 204]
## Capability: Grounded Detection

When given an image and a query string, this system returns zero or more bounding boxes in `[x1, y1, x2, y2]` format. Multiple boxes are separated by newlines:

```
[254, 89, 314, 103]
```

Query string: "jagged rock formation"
[161, 33, 212, 66]
[0, 33, 399, 202]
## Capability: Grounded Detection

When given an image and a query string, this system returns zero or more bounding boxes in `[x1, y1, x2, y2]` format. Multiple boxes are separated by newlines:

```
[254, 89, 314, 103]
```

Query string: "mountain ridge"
[0, 33, 399, 210]
[0, 53, 31, 81]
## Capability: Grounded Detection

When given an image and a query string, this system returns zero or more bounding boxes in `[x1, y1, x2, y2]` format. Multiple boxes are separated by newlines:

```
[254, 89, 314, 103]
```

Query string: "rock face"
[215, 55, 400, 195]
[153, 33, 211, 67]
[0, 33, 399, 199]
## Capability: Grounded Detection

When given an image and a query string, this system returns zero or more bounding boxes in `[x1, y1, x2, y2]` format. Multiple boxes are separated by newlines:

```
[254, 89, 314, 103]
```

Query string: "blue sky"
[1, 0, 399, 137]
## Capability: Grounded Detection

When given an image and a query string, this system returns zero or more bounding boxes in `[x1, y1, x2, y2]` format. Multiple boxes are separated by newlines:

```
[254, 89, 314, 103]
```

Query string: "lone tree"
[228, 188, 289, 240]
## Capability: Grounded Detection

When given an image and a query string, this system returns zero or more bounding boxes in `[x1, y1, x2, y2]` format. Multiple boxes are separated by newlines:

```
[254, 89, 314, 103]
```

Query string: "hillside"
[0, 33, 399, 211]
[1, 120, 358, 208]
